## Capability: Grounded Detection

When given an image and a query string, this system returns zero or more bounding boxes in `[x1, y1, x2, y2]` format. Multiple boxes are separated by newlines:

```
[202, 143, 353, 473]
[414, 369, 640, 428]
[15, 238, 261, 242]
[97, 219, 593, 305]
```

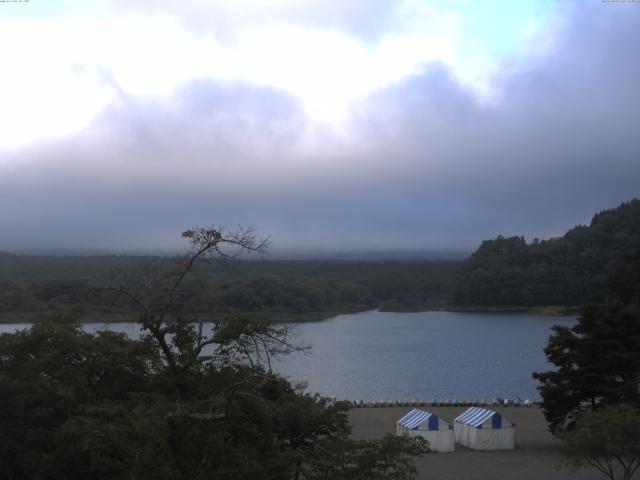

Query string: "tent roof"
[397, 408, 437, 429]
[454, 407, 499, 427]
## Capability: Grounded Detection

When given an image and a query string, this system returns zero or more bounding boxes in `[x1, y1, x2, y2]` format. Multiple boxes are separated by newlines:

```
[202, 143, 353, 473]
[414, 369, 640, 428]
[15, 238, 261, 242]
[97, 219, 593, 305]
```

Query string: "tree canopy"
[452, 198, 640, 307]
[0, 226, 426, 479]
[0, 253, 456, 323]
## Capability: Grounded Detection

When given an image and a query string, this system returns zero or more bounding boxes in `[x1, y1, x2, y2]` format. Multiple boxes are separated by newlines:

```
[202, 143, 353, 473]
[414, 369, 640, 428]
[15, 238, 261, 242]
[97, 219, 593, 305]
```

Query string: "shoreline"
[380, 304, 580, 316]
[0, 304, 579, 325]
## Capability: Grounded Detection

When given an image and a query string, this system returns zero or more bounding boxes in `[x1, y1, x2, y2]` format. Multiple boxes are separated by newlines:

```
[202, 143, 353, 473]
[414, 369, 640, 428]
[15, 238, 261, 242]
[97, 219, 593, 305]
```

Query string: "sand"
[348, 406, 603, 480]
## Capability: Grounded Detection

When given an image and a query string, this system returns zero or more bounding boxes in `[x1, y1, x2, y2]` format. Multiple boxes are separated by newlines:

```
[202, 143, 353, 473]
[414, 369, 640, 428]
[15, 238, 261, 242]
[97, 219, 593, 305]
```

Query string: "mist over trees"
[0, 255, 457, 323]
[1, 198, 639, 323]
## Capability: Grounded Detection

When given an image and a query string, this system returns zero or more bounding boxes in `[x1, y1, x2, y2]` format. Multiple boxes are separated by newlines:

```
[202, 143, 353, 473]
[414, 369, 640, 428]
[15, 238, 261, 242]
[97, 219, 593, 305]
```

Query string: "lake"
[0, 310, 574, 401]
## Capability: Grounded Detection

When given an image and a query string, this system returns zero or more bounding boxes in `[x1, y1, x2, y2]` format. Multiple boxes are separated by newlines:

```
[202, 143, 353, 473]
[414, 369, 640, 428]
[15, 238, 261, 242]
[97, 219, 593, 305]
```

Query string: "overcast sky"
[1, 0, 638, 256]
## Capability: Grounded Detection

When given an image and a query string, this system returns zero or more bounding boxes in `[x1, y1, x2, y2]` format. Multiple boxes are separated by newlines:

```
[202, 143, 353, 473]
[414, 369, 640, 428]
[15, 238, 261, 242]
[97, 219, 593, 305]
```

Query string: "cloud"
[0, 2, 639, 254]
[0, 0, 560, 148]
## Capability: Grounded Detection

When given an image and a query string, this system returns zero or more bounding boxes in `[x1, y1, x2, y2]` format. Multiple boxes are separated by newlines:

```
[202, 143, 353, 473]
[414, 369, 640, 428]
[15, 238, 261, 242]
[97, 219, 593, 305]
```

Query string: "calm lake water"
[0, 310, 575, 401]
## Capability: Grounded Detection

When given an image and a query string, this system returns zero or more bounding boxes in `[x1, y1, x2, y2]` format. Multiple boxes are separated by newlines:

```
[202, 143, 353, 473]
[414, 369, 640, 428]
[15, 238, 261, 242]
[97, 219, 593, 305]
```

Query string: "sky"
[0, 0, 639, 256]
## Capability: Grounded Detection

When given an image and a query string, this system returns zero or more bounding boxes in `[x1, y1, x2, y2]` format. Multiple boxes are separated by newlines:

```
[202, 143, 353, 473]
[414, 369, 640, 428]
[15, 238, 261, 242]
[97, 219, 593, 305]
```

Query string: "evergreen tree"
[533, 252, 640, 432]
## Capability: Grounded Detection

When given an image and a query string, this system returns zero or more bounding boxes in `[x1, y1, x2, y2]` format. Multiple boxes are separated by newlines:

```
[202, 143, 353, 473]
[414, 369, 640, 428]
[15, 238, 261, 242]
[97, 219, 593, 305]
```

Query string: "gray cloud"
[1, 3, 639, 255]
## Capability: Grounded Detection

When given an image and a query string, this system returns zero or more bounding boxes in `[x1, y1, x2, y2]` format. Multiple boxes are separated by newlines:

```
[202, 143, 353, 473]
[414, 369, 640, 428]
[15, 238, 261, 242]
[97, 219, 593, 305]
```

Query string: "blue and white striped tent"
[454, 407, 515, 450]
[396, 409, 454, 452]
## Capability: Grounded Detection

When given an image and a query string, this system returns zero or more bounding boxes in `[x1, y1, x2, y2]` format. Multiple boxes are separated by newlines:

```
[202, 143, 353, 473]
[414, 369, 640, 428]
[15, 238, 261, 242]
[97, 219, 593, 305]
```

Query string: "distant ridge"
[0, 248, 470, 262]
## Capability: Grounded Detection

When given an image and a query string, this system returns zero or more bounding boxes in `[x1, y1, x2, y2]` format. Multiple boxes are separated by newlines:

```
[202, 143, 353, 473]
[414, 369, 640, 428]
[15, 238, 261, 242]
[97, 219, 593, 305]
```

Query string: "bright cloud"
[0, 1, 560, 149]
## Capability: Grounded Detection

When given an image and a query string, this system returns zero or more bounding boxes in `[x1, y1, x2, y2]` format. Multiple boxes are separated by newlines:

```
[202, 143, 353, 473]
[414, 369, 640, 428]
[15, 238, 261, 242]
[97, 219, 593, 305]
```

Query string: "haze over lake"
[0, 310, 573, 401]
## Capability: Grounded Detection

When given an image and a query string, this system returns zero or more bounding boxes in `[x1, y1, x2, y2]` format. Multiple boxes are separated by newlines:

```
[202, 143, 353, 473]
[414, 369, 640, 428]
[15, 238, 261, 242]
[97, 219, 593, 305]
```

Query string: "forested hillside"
[452, 199, 640, 306]
[3, 199, 639, 320]
[0, 254, 457, 322]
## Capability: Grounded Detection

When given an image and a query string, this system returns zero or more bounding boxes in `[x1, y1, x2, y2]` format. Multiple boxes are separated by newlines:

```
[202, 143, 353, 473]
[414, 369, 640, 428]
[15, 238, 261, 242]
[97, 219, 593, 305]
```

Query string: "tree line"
[0, 254, 457, 322]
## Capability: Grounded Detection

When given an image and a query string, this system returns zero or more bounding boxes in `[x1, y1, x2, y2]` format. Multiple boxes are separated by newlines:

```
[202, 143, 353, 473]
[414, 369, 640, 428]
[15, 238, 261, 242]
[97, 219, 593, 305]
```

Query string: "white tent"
[453, 407, 516, 450]
[396, 408, 455, 452]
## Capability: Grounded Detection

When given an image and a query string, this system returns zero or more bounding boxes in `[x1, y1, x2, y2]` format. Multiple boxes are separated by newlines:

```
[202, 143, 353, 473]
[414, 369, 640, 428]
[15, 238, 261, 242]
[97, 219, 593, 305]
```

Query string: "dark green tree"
[0, 226, 426, 479]
[558, 405, 640, 480]
[0, 322, 165, 479]
[301, 434, 428, 480]
[453, 198, 640, 307]
[533, 253, 640, 433]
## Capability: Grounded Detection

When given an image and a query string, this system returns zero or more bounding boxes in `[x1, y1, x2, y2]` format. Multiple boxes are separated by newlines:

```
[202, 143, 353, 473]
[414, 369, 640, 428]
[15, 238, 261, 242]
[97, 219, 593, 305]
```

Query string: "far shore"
[0, 305, 580, 325]
[349, 406, 599, 480]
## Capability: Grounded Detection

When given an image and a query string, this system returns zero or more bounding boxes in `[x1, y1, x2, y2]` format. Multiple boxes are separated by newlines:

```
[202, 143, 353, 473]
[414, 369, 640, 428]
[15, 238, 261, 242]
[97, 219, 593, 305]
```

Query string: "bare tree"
[212, 314, 305, 371]
[113, 225, 278, 370]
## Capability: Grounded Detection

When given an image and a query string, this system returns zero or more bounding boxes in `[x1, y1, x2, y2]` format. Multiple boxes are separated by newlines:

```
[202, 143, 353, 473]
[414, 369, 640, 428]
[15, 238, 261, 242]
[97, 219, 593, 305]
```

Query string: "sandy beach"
[349, 406, 603, 480]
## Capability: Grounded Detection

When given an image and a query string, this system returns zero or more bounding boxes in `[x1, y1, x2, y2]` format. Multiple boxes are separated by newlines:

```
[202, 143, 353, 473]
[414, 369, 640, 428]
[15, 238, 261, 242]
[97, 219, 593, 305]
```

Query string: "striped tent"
[453, 407, 516, 450]
[396, 408, 454, 452]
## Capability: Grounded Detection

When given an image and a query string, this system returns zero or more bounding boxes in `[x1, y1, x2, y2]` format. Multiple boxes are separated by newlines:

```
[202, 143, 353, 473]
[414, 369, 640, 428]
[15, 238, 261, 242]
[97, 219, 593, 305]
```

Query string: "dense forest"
[451, 199, 640, 307]
[1, 198, 639, 322]
[0, 254, 457, 322]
